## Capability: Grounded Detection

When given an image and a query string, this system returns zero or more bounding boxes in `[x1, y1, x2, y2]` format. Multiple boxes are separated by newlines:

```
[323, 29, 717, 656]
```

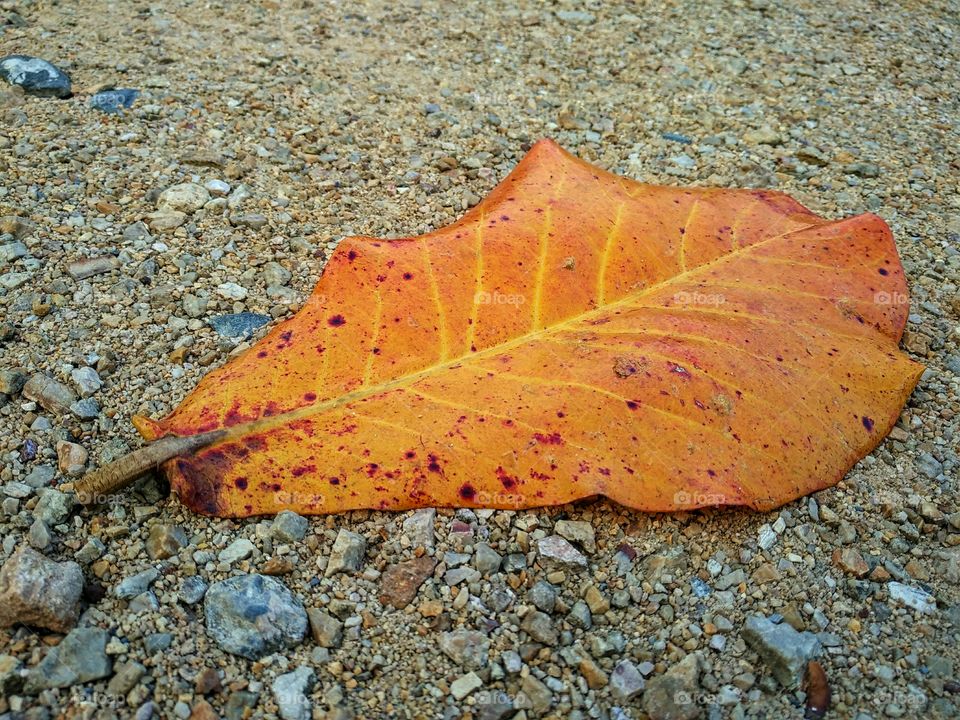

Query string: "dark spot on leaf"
[328, 314, 346, 327]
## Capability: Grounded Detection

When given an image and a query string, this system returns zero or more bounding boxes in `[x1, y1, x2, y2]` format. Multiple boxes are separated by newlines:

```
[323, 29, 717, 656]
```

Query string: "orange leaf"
[133, 139, 923, 517]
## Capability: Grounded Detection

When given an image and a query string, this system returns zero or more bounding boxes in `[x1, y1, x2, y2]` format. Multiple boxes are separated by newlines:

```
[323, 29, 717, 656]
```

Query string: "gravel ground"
[1, 0, 959, 719]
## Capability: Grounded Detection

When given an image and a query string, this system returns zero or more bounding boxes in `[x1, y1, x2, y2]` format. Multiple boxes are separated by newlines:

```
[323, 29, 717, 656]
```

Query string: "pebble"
[24, 627, 112, 692]
[115, 568, 159, 599]
[107, 661, 146, 696]
[440, 630, 490, 670]
[219, 538, 255, 563]
[536, 535, 587, 569]
[554, 519, 596, 553]
[209, 312, 271, 339]
[0, 547, 83, 632]
[67, 256, 120, 280]
[378, 555, 436, 608]
[146, 524, 189, 560]
[34, 488, 74, 525]
[473, 542, 502, 574]
[307, 608, 343, 647]
[521, 610, 558, 645]
[56, 440, 88, 475]
[22, 373, 76, 415]
[887, 581, 937, 614]
[642, 653, 702, 720]
[324, 529, 366, 577]
[402, 508, 436, 548]
[179, 576, 208, 605]
[90, 88, 139, 113]
[204, 574, 307, 659]
[0, 55, 71, 97]
[450, 671, 483, 700]
[0, 368, 27, 395]
[741, 615, 822, 689]
[271, 510, 308, 542]
[528, 580, 557, 613]
[70, 366, 102, 397]
[832, 547, 869, 577]
[272, 666, 315, 720]
[204, 179, 231, 197]
[158, 183, 210, 214]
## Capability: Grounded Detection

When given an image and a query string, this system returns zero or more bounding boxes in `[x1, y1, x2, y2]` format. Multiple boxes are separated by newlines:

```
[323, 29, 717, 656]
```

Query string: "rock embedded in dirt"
[742, 615, 822, 689]
[0, 547, 83, 632]
[209, 312, 271, 339]
[22, 374, 77, 415]
[115, 567, 159, 599]
[271, 510, 309, 543]
[324, 529, 366, 577]
[146, 524, 189, 560]
[204, 574, 307, 659]
[610, 659, 645, 702]
[888, 581, 937, 614]
[0, 55, 71, 97]
[90, 88, 139, 113]
[554, 519, 596, 552]
[24, 627, 112, 692]
[307, 608, 343, 648]
[536, 535, 587, 569]
[642, 653, 703, 720]
[272, 665, 315, 720]
[440, 630, 490, 670]
[158, 183, 210, 214]
[67, 256, 119, 280]
[402, 508, 436, 548]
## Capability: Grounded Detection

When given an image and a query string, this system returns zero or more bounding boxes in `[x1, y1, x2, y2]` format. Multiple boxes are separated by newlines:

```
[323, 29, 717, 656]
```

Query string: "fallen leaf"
[132, 139, 923, 517]
[804, 660, 831, 718]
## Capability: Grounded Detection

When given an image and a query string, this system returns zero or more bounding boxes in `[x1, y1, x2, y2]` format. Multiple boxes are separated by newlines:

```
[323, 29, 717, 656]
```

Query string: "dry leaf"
[131, 139, 923, 516]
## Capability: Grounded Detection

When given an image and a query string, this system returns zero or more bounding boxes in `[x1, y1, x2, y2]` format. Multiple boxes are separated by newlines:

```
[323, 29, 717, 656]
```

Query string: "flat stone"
[440, 630, 490, 670]
[271, 665, 314, 720]
[0, 547, 83, 632]
[70, 366, 102, 397]
[0, 369, 27, 395]
[450, 671, 483, 700]
[0, 55, 71, 98]
[742, 615, 822, 689]
[90, 88, 139, 113]
[833, 547, 869, 577]
[554, 519, 597, 552]
[521, 610, 558, 645]
[528, 580, 557, 613]
[179, 576, 208, 605]
[378, 555, 436, 609]
[643, 653, 703, 720]
[888, 581, 936, 614]
[536, 535, 587, 569]
[473, 543, 502, 574]
[107, 661, 146, 696]
[325, 529, 366, 577]
[204, 574, 307, 659]
[24, 627, 112, 692]
[34, 488, 74, 525]
[115, 568, 159, 599]
[219, 538, 255, 564]
[209, 312, 270, 339]
[67, 256, 119, 280]
[158, 183, 210, 213]
[22, 374, 77, 415]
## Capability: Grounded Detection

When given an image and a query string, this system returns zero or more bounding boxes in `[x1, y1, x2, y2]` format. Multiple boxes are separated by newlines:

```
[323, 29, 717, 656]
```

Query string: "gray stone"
[27, 518, 51, 549]
[528, 580, 557, 613]
[610, 659, 645, 702]
[567, 600, 593, 629]
[231, 213, 268, 230]
[23, 465, 55, 488]
[642, 653, 703, 720]
[204, 574, 307, 659]
[263, 261, 292, 287]
[129, 591, 160, 613]
[0, 546, 83, 632]
[473, 543, 502, 574]
[0, 55, 71, 98]
[536, 535, 587, 569]
[439, 630, 490, 670]
[115, 568, 159, 599]
[66, 256, 120, 280]
[179, 575, 208, 605]
[0, 242, 28, 265]
[521, 610, 558, 645]
[90, 88, 139, 114]
[34, 488, 74, 525]
[209, 312, 271, 340]
[325, 529, 366, 577]
[75, 537, 105, 564]
[888, 581, 936, 614]
[402, 508, 436, 548]
[107, 661, 146, 696]
[70, 366, 102, 397]
[742, 615, 822, 689]
[916, 452, 943, 479]
[70, 397, 100, 419]
[517, 675, 552, 714]
[272, 665, 314, 720]
[0, 369, 26, 395]
[24, 627, 112, 692]
[450, 671, 483, 700]
[144, 632, 173, 653]
[219, 538, 255, 564]
[271, 510, 309, 543]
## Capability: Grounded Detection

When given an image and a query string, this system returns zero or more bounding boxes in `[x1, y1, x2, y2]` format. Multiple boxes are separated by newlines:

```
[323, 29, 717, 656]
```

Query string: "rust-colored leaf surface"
[133, 139, 923, 517]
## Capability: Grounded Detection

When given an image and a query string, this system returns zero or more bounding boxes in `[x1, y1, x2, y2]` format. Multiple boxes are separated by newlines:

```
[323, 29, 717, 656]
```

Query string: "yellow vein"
[531, 178, 564, 330]
[361, 287, 383, 388]
[596, 202, 624, 306]
[465, 206, 486, 353]
[421, 241, 450, 360]
[678, 198, 700, 272]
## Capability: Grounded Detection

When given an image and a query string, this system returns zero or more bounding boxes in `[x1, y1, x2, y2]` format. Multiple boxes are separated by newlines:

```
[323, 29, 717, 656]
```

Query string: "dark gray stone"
[0, 55, 71, 98]
[209, 312, 271, 339]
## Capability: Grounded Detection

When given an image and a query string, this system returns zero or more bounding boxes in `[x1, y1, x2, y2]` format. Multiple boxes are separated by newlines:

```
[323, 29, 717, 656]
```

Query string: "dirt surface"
[1, 1, 958, 719]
